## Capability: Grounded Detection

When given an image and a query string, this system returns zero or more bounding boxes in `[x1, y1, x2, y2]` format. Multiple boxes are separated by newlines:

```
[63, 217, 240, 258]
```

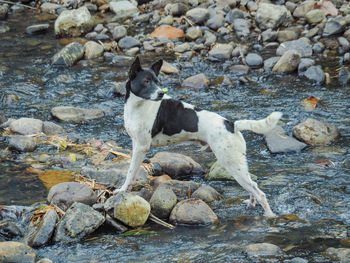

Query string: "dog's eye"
[145, 79, 150, 84]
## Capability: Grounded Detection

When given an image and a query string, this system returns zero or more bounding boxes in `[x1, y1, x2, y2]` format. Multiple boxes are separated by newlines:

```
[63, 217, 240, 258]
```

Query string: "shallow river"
[1, 9, 350, 262]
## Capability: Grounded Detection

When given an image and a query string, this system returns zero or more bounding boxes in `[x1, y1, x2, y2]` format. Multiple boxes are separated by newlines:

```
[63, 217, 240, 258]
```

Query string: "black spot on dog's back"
[152, 99, 199, 137]
[224, 119, 235, 133]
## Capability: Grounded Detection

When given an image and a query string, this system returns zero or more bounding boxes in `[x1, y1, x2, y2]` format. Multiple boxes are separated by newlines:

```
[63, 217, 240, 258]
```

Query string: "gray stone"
[206, 161, 234, 181]
[338, 66, 349, 86]
[256, 3, 289, 30]
[158, 15, 173, 25]
[8, 135, 37, 152]
[109, 1, 139, 19]
[174, 42, 191, 53]
[54, 202, 105, 243]
[37, 259, 53, 263]
[233, 18, 250, 38]
[118, 36, 140, 50]
[225, 8, 245, 23]
[245, 243, 283, 257]
[313, 42, 324, 53]
[84, 41, 104, 59]
[186, 26, 202, 41]
[206, 14, 225, 30]
[51, 106, 104, 123]
[277, 30, 298, 42]
[0, 221, 22, 239]
[272, 50, 301, 73]
[54, 7, 94, 37]
[0, 241, 36, 263]
[298, 58, 315, 76]
[293, 118, 340, 146]
[208, 43, 233, 61]
[9, 118, 43, 135]
[293, 1, 316, 18]
[40, 3, 63, 12]
[52, 42, 84, 67]
[182, 73, 210, 90]
[110, 55, 134, 65]
[290, 257, 308, 263]
[264, 57, 280, 72]
[150, 185, 177, 218]
[304, 65, 325, 84]
[169, 198, 218, 225]
[47, 182, 97, 211]
[265, 126, 307, 153]
[276, 39, 313, 57]
[191, 185, 222, 203]
[42, 121, 63, 135]
[167, 3, 188, 16]
[261, 29, 277, 42]
[245, 53, 263, 68]
[186, 8, 210, 24]
[305, 9, 325, 24]
[338, 37, 350, 52]
[229, 64, 250, 75]
[150, 152, 204, 178]
[26, 209, 57, 247]
[161, 180, 200, 199]
[0, 3, 9, 19]
[80, 160, 149, 188]
[107, 193, 150, 227]
[204, 31, 217, 47]
[25, 24, 50, 35]
[323, 16, 347, 37]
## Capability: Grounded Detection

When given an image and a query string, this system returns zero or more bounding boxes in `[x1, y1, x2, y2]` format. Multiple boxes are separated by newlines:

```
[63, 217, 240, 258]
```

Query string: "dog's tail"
[234, 112, 282, 134]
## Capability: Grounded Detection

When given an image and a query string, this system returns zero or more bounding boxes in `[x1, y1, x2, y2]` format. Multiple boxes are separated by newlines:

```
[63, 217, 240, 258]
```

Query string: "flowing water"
[1, 9, 350, 262]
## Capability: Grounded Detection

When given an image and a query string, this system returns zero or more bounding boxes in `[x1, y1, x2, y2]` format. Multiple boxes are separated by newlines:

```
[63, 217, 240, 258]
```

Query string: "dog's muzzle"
[156, 91, 164, 100]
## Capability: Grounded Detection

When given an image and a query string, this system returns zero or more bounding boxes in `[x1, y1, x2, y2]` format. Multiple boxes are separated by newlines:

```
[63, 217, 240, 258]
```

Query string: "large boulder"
[47, 182, 97, 211]
[8, 135, 37, 152]
[51, 106, 104, 123]
[105, 193, 150, 227]
[54, 202, 105, 243]
[151, 152, 204, 178]
[169, 199, 218, 225]
[149, 185, 177, 219]
[0, 241, 36, 263]
[256, 3, 290, 30]
[293, 118, 340, 146]
[51, 42, 84, 67]
[9, 118, 43, 135]
[54, 7, 94, 37]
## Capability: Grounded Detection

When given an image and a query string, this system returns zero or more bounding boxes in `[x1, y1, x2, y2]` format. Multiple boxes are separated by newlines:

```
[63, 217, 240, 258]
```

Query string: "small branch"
[149, 213, 175, 230]
[105, 214, 128, 233]
[0, 0, 37, 9]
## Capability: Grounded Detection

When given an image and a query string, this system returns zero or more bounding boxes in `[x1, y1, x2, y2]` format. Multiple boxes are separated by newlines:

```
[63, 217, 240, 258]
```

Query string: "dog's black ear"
[129, 56, 142, 80]
[151, 60, 163, 76]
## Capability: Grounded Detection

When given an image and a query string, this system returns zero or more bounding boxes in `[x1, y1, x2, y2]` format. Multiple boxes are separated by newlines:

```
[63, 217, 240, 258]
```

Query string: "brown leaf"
[301, 96, 319, 111]
[151, 25, 185, 39]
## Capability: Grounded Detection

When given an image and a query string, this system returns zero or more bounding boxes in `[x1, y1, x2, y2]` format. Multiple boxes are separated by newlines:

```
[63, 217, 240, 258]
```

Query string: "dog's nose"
[157, 91, 164, 99]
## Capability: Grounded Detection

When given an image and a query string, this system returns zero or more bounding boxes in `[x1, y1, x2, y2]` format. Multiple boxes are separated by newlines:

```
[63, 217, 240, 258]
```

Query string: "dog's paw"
[243, 199, 256, 209]
[264, 212, 277, 218]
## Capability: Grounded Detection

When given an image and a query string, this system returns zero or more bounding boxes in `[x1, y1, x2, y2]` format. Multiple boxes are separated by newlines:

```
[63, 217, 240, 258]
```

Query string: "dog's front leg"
[113, 141, 149, 194]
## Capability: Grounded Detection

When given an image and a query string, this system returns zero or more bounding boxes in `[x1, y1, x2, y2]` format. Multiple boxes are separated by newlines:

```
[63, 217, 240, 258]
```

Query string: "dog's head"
[127, 57, 164, 101]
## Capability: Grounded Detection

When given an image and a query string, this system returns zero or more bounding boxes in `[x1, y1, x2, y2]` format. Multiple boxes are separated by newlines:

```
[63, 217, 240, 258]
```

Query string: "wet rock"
[323, 16, 346, 37]
[256, 3, 290, 30]
[37, 259, 53, 263]
[276, 39, 313, 57]
[191, 185, 222, 203]
[54, 202, 104, 243]
[324, 247, 350, 261]
[263, 57, 280, 72]
[169, 198, 218, 225]
[109, 1, 139, 19]
[8, 135, 37, 152]
[166, 3, 188, 16]
[293, 1, 316, 18]
[186, 26, 202, 41]
[204, 31, 217, 47]
[81, 161, 149, 188]
[338, 37, 350, 52]
[110, 55, 134, 65]
[107, 193, 150, 227]
[338, 66, 349, 86]
[26, 209, 57, 247]
[149, 184, 177, 219]
[265, 126, 307, 153]
[138, 187, 154, 202]
[277, 30, 298, 42]
[272, 50, 301, 73]
[233, 18, 250, 38]
[305, 9, 325, 24]
[298, 58, 315, 76]
[304, 65, 325, 84]
[245, 53, 263, 68]
[84, 41, 104, 59]
[25, 24, 50, 35]
[174, 42, 191, 53]
[40, 3, 62, 13]
[206, 161, 234, 181]
[342, 249, 350, 263]
[0, 24, 9, 33]
[0, 4, 9, 19]
[206, 14, 225, 30]
[312, 42, 325, 53]
[161, 180, 200, 199]
[158, 15, 173, 25]
[186, 8, 209, 24]
[225, 8, 245, 23]
[51, 106, 104, 123]
[52, 42, 84, 67]
[181, 73, 210, 89]
[208, 43, 233, 62]
[293, 118, 340, 146]
[42, 121, 63, 135]
[9, 118, 43, 135]
[54, 7, 94, 37]
[150, 152, 204, 178]
[118, 36, 140, 50]
[112, 25, 127, 41]
[344, 52, 350, 63]
[245, 243, 283, 258]
[47, 182, 97, 211]
[0, 221, 22, 239]
[261, 29, 277, 42]
[0, 241, 36, 263]
[290, 257, 308, 263]
[161, 61, 179, 74]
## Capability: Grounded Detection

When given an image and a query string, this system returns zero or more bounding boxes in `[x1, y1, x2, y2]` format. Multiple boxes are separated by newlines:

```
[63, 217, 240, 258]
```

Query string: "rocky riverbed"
[1, 0, 350, 262]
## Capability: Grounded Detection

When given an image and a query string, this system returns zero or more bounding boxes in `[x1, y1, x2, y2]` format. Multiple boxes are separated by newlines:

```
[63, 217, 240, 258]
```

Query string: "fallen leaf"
[301, 96, 319, 111]
[151, 25, 184, 39]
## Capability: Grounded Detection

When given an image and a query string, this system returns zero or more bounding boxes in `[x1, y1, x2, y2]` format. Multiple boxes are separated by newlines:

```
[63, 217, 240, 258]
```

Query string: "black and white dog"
[114, 57, 282, 217]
